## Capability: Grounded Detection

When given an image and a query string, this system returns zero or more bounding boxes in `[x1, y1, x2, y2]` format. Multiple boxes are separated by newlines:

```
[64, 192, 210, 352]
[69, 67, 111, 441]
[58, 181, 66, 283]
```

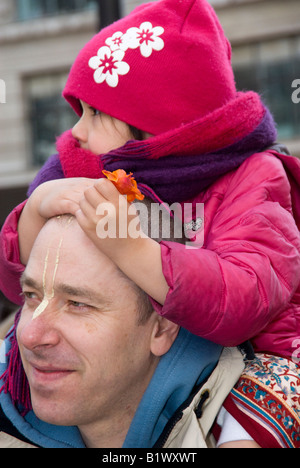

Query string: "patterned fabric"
[224, 353, 300, 448]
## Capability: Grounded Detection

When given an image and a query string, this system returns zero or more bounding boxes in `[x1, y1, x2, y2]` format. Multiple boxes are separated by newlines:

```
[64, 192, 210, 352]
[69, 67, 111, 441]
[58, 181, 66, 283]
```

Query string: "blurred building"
[213, 0, 300, 156]
[0, 0, 99, 227]
[0, 0, 299, 231]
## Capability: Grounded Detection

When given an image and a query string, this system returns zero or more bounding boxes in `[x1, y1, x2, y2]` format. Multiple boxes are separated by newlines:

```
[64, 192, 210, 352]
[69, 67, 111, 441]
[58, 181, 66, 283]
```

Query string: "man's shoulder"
[0, 405, 37, 448]
[159, 347, 245, 448]
[0, 431, 37, 448]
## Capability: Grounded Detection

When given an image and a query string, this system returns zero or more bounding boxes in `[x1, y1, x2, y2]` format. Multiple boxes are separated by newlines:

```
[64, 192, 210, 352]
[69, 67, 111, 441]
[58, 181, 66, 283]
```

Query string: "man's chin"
[31, 395, 76, 427]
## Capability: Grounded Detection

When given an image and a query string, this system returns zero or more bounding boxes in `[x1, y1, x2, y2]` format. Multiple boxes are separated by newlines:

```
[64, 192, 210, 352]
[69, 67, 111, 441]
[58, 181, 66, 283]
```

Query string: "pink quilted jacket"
[1, 150, 300, 358]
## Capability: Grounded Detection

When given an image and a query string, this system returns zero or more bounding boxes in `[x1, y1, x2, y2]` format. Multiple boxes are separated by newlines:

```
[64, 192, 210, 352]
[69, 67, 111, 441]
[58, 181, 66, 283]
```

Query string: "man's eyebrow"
[55, 283, 112, 306]
[20, 273, 112, 306]
[20, 273, 42, 291]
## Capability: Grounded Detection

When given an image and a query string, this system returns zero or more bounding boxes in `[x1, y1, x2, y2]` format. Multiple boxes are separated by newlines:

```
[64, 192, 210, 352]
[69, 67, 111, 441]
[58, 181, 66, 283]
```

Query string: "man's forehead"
[31, 218, 102, 267]
[27, 217, 134, 290]
[26, 243, 117, 286]
[29, 242, 94, 265]
[33, 217, 87, 251]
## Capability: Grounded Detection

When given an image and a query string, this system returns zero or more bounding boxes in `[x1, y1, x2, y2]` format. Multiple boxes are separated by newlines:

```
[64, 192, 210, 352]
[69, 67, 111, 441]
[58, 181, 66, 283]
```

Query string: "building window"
[17, 0, 96, 20]
[233, 38, 300, 141]
[26, 74, 77, 166]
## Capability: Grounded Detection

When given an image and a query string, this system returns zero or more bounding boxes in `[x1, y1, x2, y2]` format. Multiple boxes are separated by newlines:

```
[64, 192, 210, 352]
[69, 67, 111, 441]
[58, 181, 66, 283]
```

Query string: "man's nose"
[19, 302, 60, 351]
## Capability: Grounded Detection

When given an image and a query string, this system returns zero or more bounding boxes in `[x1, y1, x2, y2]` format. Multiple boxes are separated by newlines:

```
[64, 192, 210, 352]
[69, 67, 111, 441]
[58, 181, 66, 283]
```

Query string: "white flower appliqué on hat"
[89, 22, 164, 87]
[88, 46, 130, 88]
[123, 22, 165, 58]
[105, 31, 129, 52]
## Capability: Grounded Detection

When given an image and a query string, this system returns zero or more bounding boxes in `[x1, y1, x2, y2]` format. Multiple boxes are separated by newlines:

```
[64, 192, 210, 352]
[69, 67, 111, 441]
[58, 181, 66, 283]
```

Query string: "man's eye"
[69, 301, 90, 309]
[23, 291, 38, 300]
[22, 291, 41, 308]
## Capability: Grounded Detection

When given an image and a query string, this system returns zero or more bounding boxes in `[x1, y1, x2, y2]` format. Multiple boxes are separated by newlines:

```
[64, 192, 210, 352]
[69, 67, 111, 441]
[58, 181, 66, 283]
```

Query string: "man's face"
[17, 218, 161, 437]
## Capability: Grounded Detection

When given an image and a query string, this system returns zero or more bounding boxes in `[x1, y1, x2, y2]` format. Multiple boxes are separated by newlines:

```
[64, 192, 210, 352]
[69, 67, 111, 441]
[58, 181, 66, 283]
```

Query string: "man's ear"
[150, 316, 179, 357]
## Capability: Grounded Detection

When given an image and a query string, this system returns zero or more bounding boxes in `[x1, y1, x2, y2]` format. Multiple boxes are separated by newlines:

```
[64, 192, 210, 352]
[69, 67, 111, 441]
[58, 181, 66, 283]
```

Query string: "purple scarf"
[29, 91, 277, 203]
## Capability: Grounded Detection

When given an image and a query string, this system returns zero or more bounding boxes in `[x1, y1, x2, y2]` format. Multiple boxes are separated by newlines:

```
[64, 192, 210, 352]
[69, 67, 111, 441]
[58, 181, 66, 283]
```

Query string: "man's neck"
[79, 409, 135, 448]
[80, 426, 128, 449]
[78, 357, 159, 448]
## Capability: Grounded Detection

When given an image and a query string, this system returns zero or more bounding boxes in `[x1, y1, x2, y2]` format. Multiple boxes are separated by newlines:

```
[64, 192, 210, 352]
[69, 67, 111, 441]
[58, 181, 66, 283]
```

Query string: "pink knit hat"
[63, 0, 236, 135]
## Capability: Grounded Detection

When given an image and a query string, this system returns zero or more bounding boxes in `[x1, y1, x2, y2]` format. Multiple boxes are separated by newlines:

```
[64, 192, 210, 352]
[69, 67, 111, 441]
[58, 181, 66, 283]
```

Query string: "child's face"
[71, 100, 133, 155]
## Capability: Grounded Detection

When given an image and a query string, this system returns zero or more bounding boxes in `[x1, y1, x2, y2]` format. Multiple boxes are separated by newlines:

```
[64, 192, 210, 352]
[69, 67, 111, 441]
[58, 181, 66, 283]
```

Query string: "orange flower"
[102, 169, 144, 203]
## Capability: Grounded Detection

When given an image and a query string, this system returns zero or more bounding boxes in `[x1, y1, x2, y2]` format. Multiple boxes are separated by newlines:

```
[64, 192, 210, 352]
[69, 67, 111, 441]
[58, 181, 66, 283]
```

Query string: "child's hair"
[128, 125, 147, 141]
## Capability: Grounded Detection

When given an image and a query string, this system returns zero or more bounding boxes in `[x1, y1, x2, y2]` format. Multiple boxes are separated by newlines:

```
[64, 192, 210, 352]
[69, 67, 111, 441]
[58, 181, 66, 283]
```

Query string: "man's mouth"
[29, 363, 75, 384]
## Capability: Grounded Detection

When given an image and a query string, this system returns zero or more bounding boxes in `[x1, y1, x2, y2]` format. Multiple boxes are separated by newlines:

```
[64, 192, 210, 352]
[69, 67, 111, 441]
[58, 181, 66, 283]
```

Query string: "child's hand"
[75, 178, 142, 260]
[18, 178, 97, 265]
[76, 177, 169, 305]
[36, 178, 98, 219]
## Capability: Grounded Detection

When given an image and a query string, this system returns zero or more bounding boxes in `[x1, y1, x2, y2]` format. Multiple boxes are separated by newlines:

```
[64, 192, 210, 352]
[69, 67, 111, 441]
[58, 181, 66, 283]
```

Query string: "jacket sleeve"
[151, 153, 300, 346]
[0, 202, 27, 305]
